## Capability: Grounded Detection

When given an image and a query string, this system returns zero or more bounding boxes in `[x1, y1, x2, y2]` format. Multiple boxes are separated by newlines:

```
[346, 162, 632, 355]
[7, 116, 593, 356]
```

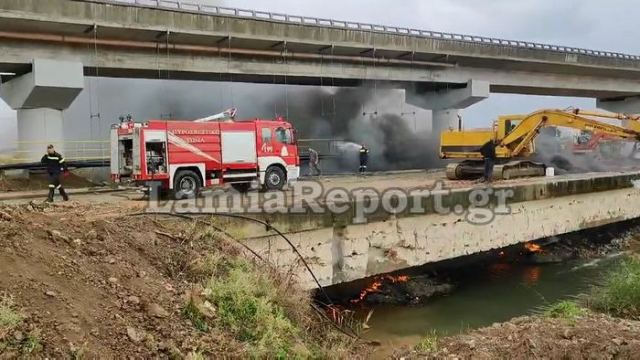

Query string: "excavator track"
[446, 160, 546, 180]
[445, 161, 484, 180]
[493, 161, 546, 180]
[445, 163, 460, 180]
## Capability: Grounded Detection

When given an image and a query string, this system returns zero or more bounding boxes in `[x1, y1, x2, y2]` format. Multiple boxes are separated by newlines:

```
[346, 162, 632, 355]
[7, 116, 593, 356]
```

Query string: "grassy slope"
[0, 202, 364, 358]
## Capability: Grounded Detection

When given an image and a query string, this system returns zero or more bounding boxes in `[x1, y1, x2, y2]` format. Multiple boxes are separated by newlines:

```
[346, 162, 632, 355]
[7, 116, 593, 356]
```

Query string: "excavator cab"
[494, 115, 524, 138]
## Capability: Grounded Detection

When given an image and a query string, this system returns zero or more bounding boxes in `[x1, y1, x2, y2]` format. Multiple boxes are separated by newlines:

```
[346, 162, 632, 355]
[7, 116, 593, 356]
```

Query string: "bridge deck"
[1, 0, 640, 97]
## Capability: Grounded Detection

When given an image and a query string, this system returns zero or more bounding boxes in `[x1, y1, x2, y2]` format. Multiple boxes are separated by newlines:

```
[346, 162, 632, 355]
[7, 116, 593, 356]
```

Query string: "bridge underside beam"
[406, 80, 489, 161]
[1, 41, 639, 99]
[409, 80, 490, 110]
[598, 96, 640, 114]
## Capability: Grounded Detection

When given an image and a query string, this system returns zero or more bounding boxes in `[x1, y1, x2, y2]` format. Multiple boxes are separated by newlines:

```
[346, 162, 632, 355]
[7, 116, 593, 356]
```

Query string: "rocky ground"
[0, 202, 361, 358]
[400, 312, 640, 360]
[0, 201, 241, 358]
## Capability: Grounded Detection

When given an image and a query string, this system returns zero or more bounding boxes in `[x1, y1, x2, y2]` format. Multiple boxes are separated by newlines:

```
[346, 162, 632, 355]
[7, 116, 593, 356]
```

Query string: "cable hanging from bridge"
[319, 44, 337, 123]
[216, 34, 225, 112]
[400, 48, 418, 132]
[272, 56, 278, 117]
[125, 211, 363, 340]
[283, 41, 290, 120]
[360, 30, 379, 119]
[165, 30, 171, 81]
[320, 44, 325, 119]
[88, 23, 102, 141]
[372, 32, 379, 117]
[330, 45, 337, 128]
[226, 26, 236, 109]
[164, 30, 175, 119]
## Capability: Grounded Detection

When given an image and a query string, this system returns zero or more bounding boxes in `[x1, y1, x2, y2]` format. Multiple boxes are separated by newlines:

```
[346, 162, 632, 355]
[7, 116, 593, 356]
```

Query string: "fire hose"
[126, 211, 363, 340]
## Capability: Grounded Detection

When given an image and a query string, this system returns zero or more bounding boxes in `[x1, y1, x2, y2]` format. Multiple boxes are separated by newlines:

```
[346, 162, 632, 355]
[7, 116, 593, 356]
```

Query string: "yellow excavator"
[441, 109, 640, 180]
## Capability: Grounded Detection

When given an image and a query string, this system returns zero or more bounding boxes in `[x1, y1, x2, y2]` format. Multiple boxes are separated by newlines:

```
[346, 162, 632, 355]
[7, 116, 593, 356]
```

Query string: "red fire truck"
[110, 109, 299, 198]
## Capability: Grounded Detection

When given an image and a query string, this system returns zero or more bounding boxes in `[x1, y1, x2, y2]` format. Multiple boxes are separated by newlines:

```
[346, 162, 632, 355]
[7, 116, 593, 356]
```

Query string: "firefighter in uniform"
[479, 139, 498, 183]
[308, 148, 321, 176]
[359, 144, 369, 174]
[41, 145, 69, 202]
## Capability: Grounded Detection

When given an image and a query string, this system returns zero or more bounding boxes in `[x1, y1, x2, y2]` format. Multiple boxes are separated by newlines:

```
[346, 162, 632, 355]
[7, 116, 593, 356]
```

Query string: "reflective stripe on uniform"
[47, 156, 60, 160]
[59, 158, 65, 163]
[56, 185, 62, 189]
[48, 184, 55, 188]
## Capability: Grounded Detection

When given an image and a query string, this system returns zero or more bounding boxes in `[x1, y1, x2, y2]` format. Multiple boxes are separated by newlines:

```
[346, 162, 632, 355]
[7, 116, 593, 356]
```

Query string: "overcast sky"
[1, 0, 638, 147]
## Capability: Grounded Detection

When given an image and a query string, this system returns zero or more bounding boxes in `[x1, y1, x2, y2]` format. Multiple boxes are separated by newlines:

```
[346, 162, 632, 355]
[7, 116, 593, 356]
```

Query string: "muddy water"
[362, 254, 623, 355]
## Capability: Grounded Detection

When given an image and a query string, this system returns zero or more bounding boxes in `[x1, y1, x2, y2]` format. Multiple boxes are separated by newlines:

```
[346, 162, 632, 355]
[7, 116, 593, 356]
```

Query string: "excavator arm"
[500, 109, 640, 157]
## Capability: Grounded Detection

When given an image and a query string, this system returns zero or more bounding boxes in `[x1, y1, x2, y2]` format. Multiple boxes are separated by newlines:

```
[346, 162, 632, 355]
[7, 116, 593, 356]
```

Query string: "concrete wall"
[16, 108, 64, 161]
[237, 172, 640, 289]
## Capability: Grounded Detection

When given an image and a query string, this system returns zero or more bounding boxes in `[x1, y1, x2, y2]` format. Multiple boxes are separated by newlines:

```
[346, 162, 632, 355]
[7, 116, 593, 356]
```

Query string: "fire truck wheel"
[263, 166, 286, 191]
[173, 170, 201, 200]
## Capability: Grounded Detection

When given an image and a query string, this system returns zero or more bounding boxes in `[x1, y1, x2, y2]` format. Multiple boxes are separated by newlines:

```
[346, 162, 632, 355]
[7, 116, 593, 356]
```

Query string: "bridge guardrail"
[90, 0, 640, 61]
[0, 140, 110, 164]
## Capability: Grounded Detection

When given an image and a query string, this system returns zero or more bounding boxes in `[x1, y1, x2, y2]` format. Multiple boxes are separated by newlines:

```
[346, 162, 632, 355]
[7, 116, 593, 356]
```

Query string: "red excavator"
[572, 130, 637, 159]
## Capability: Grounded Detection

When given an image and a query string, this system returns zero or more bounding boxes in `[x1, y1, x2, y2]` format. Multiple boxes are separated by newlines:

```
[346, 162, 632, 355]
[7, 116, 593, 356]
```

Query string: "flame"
[524, 242, 542, 253]
[523, 266, 542, 285]
[325, 304, 347, 327]
[350, 274, 410, 304]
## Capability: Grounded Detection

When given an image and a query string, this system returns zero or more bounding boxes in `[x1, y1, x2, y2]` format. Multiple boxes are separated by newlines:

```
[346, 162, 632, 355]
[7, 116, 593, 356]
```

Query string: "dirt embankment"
[400, 313, 640, 360]
[0, 173, 97, 192]
[0, 202, 362, 358]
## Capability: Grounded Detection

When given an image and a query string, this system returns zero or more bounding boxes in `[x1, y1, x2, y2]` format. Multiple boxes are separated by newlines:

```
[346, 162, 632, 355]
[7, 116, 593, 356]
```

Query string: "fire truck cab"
[110, 114, 299, 198]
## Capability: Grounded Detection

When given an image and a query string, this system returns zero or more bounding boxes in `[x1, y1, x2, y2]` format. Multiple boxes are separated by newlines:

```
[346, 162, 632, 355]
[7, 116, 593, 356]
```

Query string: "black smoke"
[267, 87, 440, 172]
[64, 78, 439, 172]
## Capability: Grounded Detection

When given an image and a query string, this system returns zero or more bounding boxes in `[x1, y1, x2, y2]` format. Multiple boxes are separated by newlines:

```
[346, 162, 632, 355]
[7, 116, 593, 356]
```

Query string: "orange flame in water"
[351, 274, 410, 304]
[325, 304, 347, 327]
[523, 266, 542, 285]
[524, 242, 543, 253]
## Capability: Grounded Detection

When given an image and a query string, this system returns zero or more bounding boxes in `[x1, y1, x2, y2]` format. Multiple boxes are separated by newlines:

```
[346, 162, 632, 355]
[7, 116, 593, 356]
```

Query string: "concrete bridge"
[209, 171, 640, 289]
[2, 0, 640, 157]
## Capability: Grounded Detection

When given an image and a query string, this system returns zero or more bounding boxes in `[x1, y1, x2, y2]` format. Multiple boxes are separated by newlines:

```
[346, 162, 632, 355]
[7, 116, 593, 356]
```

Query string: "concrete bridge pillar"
[432, 109, 462, 133]
[0, 59, 83, 162]
[406, 80, 490, 157]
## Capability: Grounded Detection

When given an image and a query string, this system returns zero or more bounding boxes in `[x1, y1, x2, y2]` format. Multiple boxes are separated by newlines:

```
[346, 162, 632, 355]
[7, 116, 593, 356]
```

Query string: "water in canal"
[361, 254, 623, 353]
